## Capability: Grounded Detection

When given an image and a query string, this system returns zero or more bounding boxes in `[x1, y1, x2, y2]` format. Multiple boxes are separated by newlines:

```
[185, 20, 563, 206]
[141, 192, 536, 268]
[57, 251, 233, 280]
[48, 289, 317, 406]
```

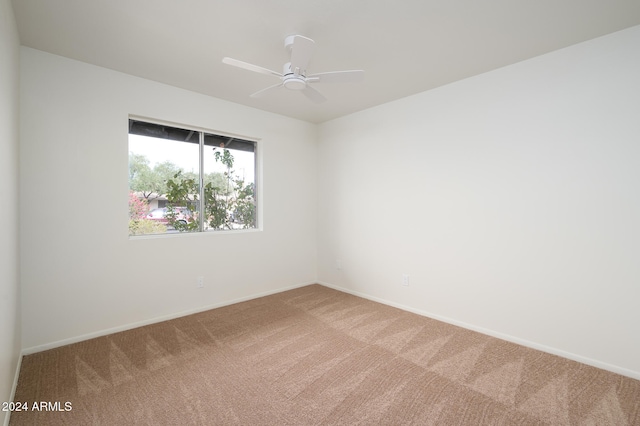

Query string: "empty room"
[2, 0, 640, 424]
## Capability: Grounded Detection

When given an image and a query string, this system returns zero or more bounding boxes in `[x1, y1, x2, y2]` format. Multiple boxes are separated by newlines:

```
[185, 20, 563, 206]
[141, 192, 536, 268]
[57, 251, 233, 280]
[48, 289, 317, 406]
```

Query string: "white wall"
[0, 0, 21, 423]
[318, 26, 640, 378]
[15, 19, 640, 383]
[19, 47, 317, 350]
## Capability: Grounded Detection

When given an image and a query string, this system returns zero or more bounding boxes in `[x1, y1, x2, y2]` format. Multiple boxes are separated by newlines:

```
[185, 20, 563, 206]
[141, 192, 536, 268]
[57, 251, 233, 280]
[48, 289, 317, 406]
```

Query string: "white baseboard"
[317, 281, 640, 381]
[20, 279, 639, 381]
[22, 281, 316, 356]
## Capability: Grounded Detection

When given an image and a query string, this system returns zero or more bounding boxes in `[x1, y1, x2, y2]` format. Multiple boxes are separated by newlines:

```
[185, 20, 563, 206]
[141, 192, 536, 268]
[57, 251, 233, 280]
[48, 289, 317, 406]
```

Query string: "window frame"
[128, 115, 261, 237]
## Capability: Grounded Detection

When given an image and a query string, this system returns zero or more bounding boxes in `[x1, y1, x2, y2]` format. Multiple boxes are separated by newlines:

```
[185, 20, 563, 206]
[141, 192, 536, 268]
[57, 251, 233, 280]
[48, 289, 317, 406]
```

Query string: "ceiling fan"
[222, 35, 364, 103]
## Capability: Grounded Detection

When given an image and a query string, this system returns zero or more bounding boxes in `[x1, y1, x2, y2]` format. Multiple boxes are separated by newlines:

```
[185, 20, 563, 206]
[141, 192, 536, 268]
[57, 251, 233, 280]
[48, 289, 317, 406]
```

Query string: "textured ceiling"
[12, 0, 640, 123]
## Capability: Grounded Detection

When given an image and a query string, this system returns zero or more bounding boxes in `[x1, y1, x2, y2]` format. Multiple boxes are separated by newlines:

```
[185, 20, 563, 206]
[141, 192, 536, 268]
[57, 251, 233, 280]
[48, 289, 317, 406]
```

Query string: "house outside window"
[128, 118, 257, 236]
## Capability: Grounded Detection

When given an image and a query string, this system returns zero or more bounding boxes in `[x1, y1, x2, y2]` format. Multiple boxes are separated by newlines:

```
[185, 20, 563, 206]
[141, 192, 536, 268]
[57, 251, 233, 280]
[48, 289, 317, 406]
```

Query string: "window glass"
[128, 119, 256, 236]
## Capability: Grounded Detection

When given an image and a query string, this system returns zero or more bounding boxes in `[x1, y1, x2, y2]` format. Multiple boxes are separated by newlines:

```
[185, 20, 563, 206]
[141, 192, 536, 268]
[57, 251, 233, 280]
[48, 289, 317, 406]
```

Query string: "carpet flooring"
[10, 284, 640, 425]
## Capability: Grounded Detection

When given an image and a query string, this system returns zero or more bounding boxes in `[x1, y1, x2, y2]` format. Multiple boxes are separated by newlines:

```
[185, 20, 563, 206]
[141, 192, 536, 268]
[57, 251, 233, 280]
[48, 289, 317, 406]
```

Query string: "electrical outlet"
[196, 276, 204, 288]
[402, 274, 409, 286]
[336, 259, 342, 270]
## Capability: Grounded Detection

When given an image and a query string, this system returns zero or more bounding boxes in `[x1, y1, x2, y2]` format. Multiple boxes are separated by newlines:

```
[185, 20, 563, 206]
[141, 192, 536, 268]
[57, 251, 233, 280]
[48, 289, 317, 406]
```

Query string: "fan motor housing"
[282, 62, 306, 90]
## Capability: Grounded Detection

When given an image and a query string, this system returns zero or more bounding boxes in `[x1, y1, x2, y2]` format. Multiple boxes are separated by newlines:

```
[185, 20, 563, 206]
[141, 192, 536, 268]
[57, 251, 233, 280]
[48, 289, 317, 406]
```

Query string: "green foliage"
[165, 171, 199, 232]
[233, 180, 256, 228]
[204, 172, 230, 195]
[128, 192, 167, 235]
[129, 153, 150, 182]
[128, 219, 167, 235]
[145, 148, 256, 233]
[214, 148, 234, 169]
[129, 153, 181, 199]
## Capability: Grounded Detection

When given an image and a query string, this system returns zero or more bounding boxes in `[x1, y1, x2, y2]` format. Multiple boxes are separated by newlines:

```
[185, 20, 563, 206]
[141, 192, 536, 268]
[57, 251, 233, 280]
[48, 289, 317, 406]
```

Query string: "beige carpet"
[10, 284, 640, 425]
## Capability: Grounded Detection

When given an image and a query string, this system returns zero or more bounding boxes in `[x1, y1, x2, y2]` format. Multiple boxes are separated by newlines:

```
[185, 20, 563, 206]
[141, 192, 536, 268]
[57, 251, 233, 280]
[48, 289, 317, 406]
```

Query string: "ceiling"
[11, 0, 640, 124]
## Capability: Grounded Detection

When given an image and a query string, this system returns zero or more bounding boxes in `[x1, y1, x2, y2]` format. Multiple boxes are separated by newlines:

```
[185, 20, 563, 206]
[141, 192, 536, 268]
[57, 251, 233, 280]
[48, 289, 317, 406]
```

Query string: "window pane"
[203, 136, 256, 230]
[128, 127, 200, 235]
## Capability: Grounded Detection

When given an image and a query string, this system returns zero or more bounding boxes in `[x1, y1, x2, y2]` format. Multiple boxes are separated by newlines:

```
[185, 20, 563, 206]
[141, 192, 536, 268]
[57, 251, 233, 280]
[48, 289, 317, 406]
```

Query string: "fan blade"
[222, 57, 282, 78]
[302, 85, 327, 104]
[307, 70, 365, 84]
[250, 83, 283, 98]
[289, 36, 315, 74]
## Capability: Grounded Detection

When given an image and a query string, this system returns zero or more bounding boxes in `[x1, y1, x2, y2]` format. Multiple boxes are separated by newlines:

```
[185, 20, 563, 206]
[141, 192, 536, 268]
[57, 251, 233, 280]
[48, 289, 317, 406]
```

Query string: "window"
[128, 118, 257, 236]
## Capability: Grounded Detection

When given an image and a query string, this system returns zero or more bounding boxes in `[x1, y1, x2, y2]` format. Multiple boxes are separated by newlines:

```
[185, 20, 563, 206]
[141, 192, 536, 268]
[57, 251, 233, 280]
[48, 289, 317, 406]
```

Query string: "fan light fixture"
[283, 77, 306, 90]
